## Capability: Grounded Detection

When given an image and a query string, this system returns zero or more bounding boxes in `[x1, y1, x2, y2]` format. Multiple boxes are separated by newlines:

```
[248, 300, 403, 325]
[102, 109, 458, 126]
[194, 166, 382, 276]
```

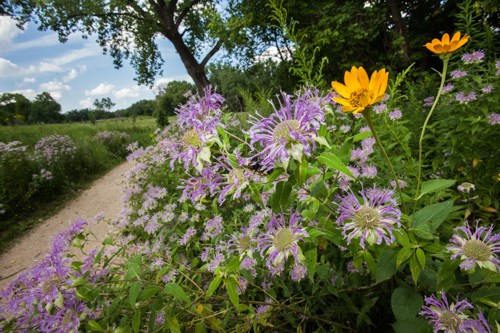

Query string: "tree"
[0, 93, 31, 125]
[155, 80, 196, 117]
[2, 0, 249, 92]
[29, 92, 63, 124]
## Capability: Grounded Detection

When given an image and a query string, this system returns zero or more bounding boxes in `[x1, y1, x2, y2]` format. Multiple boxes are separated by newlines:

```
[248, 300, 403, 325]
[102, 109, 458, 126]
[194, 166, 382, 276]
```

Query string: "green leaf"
[409, 255, 422, 285]
[129, 282, 141, 307]
[317, 152, 353, 177]
[412, 201, 454, 239]
[166, 315, 181, 333]
[206, 275, 222, 299]
[396, 247, 413, 268]
[352, 131, 372, 142]
[225, 277, 239, 308]
[471, 287, 500, 303]
[415, 248, 426, 269]
[310, 179, 329, 199]
[138, 285, 161, 301]
[270, 181, 293, 213]
[88, 320, 105, 332]
[391, 287, 423, 321]
[225, 256, 240, 273]
[163, 283, 189, 303]
[267, 168, 285, 183]
[417, 179, 456, 200]
[392, 318, 431, 333]
[125, 255, 142, 280]
[294, 156, 308, 186]
[376, 248, 398, 283]
[132, 310, 141, 333]
[304, 245, 317, 281]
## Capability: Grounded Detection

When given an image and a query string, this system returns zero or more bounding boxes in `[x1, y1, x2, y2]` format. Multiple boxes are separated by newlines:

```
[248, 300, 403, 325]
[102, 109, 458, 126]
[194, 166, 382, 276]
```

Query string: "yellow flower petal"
[357, 67, 370, 89]
[424, 32, 469, 55]
[331, 81, 351, 99]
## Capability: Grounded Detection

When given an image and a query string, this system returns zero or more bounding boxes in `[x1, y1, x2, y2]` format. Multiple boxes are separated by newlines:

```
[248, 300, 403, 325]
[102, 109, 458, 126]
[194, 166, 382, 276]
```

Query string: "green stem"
[414, 57, 449, 212]
[363, 110, 406, 212]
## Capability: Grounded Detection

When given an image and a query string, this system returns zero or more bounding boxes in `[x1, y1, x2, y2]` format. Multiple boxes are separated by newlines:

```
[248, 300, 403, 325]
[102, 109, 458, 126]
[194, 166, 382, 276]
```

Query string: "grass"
[0, 117, 157, 254]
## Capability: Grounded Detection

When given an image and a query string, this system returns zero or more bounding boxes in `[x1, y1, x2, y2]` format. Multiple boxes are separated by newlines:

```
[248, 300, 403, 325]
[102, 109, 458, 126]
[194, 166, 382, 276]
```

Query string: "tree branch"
[175, 0, 201, 29]
[200, 39, 223, 68]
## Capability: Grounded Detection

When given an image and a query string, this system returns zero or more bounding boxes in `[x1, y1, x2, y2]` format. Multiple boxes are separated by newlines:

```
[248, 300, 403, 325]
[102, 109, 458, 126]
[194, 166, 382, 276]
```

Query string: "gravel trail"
[0, 162, 129, 290]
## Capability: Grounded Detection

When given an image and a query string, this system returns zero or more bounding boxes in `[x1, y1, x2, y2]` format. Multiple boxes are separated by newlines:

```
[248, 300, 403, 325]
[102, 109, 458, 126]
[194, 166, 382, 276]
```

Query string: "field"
[0, 117, 156, 253]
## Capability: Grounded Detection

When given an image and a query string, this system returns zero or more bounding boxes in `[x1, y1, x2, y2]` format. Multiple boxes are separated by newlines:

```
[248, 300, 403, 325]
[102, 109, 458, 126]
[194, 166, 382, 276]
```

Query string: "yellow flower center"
[273, 228, 294, 251]
[350, 88, 373, 108]
[463, 239, 491, 261]
[353, 205, 381, 228]
[182, 129, 200, 148]
[273, 120, 300, 142]
[227, 168, 245, 185]
[239, 235, 251, 250]
[439, 310, 461, 332]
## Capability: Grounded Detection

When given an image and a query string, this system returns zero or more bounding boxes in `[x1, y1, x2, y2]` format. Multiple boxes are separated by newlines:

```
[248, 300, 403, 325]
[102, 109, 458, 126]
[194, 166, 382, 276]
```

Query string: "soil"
[0, 161, 130, 290]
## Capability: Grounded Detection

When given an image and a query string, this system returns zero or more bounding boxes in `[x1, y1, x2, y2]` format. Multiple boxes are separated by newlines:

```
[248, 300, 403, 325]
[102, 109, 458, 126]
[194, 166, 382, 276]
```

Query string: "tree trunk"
[387, 0, 411, 66]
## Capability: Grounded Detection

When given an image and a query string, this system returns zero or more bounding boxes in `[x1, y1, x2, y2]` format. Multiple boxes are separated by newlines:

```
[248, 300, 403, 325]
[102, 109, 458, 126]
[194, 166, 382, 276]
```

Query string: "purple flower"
[259, 211, 308, 275]
[390, 179, 407, 189]
[388, 109, 402, 120]
[373, 103, 387, 114]
[457, 182, 475, 193]
[340, 125, 351, 133]
[455, 92, 477, 104]
[335, 187, 401, 248]
[487, 113, 500, 125]
[176, 85, 224, 133]
[481, 85, 493, 94]
[450, 70, 468, 79]
[442, 83, 454, 94]
[179, 226, 197, 245]
[420, 291, 491, 333]
[248, 89, 329, 170]
[227, 227, 259, 260]
[34, 134, 76, 164]
[448, 221, 500, 272]
[178, 167, 221, 203]
[423, 96, 435, 107]
[202, 215, 224, 240]
[461, 50, 485, 64]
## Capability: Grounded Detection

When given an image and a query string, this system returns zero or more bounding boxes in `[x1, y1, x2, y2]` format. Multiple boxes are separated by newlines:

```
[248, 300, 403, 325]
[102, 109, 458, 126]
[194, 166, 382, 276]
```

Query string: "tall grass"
[0, 117, 156, 253]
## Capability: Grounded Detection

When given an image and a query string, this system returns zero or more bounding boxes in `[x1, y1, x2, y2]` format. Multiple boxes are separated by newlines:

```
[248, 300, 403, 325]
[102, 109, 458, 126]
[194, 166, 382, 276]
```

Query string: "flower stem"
[414, 57, 449, 212]
[363, 110, 406, 212]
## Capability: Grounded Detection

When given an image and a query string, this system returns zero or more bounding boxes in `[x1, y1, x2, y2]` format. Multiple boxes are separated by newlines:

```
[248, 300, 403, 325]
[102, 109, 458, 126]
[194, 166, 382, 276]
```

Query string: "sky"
[0, 16, 192, 113]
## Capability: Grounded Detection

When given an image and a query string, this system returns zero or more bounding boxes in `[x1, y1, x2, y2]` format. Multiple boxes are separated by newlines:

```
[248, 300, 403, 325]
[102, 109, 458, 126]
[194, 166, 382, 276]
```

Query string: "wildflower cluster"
[34, 134, 76, 164]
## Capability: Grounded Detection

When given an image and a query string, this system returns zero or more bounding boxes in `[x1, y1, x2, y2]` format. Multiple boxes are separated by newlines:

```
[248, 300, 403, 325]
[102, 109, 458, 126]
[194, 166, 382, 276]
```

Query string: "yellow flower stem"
[414, 57, 450, 212]
[362, 110, 406, 212]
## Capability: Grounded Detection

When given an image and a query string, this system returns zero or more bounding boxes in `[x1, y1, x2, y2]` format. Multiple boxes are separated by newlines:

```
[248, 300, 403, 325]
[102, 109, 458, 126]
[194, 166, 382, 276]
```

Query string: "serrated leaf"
[88, 320, 105, 332]
[352, 131, 372, 142]
[376, 248, 398, 283]
[225, 277, 239, 308]
[416, 248, 426, 269]
[125, 255, 142, 280]
[138, 285, 161, 301]
[409, 255, 422, 285]
[129, 282, 141, 307]
[166, 315, 181, 333]
[205, 275, 222, 299]
[164, 283, 189, 303]
[391, 287, 423, 321]
[412, 201, 454, 239]
[270, 181, 293, 213]
[132, 311, 141, 333]
[396, 247, 413, 268]
[304, 245, 317, 281]
[225, 256, 240, 273]
[267, 168, 285, 183]
[417, 179, 456, 200]
[317, 152, 353, 177]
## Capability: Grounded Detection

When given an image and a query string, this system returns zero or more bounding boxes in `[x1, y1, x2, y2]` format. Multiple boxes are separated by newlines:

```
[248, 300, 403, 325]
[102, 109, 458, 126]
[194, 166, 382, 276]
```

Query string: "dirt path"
[0, 161, 130, 290]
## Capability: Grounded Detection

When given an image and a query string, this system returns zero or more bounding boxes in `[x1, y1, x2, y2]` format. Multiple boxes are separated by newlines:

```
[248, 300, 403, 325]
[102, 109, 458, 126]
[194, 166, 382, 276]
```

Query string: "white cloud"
[11, 89, 37, 100]
[79, 97, 93, 108]
[151, 75, 192, 94]
[49, 91, 63, 100]
[63, 69, 78, 82]
[114, 86, 142, 100]
[23, 77, 36, 84]
[39, 61, 64, 73]
[9, 33, 60, 53]
[85, 83, 114, 96]
[40, 80, 71, 92]
[50, 43, 100, 66]
[0, 58, 22, 77]
[0, 17, 23, 52]
[253, 46, 293, 63]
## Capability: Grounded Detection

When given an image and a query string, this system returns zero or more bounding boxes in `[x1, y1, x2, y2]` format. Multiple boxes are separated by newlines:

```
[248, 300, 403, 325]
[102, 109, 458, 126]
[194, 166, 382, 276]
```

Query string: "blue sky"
[0, 16, 191, 112]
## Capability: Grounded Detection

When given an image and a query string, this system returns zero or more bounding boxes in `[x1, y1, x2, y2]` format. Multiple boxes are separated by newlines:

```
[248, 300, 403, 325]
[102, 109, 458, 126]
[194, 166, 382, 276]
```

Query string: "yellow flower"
[331, 66, 389, 114]
[424, 32, 469, 54]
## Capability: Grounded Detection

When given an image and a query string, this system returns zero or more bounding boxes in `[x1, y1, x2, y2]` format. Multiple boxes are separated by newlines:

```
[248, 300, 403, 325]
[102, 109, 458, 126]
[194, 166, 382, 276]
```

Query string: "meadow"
[1, 13, 500, 333]
[0, 117, 156, 253]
